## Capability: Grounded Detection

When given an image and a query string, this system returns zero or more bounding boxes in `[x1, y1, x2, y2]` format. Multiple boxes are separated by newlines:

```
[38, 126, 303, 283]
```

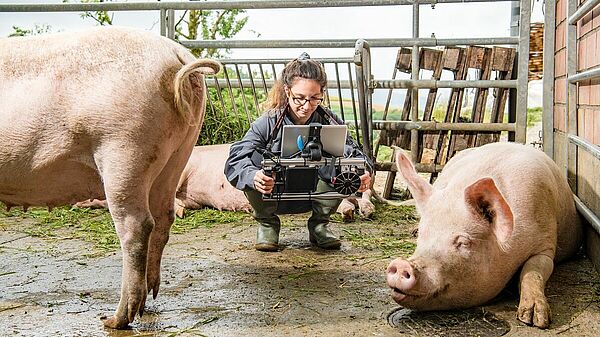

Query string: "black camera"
[259, 123, 366, 201]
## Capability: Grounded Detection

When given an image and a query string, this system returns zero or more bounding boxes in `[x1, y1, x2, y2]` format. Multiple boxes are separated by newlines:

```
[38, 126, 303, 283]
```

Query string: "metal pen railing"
[1, 0, 530, 174]
[352, 0, 530, 171]
[563, 0, 600, 235]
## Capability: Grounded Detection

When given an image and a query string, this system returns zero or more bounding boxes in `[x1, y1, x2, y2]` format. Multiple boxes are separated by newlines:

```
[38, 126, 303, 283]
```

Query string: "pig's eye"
[453, 235, 472, 251]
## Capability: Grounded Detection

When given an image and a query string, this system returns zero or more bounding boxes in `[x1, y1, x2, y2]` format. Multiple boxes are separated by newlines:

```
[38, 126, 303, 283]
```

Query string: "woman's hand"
[254, 170, 275, 194]
[357, 171, 372, 193]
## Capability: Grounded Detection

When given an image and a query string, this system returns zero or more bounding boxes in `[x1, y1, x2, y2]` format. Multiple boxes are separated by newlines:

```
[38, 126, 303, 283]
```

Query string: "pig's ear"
[395, 149, 432, 207]
[464, 177, 514, 250]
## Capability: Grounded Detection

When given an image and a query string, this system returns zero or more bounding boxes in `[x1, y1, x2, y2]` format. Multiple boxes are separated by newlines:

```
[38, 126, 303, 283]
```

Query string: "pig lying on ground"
[77, 144, 375, 220]
[1, 27, 220, 329]
[386, 142, 582, 329]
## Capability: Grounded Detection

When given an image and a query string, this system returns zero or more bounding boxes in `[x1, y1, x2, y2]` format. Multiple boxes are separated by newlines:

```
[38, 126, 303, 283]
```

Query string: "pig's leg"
[146, 133, 197, 300]
[337, 197, 356, 221]
[517, 253, 554, 328]
[356, 189, 375, 217]
[99, 167, 154, 329]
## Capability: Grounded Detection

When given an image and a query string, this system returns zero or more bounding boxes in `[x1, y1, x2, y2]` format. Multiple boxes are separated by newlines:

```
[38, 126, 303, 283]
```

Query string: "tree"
[8, 24, 53, 37]
[176, 9, 249, 58]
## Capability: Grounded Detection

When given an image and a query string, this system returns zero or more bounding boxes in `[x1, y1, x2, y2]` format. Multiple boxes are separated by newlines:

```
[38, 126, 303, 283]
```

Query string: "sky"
[0, 0, 545, 107]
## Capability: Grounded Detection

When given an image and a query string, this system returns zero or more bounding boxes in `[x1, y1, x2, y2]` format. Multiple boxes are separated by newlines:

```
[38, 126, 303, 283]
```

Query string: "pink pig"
[386, 142, 582, 328]
[78, 144, 375, 220]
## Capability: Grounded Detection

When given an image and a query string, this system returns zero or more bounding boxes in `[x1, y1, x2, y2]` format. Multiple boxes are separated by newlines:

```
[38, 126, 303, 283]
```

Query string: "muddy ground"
[0, 172, 599, 336]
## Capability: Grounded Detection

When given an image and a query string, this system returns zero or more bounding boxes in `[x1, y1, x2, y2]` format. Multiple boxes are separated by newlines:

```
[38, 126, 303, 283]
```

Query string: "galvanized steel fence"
[1, 0, 532, 174]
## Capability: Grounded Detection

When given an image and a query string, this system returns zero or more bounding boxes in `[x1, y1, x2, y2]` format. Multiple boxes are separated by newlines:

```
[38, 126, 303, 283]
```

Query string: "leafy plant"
[8, 24, 53, 37]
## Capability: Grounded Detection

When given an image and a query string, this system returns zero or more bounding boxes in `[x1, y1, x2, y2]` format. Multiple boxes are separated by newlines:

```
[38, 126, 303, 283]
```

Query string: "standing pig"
[0, 27, 220, 329]
[386, 142, 582, 328]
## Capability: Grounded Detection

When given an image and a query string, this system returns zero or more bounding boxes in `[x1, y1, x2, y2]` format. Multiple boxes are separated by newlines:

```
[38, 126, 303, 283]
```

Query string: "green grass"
[527, 107, 543, 127]
[172, 209, 249, 234]
[0, 199, 419, 259]
[0, 206, 118, 254]
[0, 204, 251, 255]
[336, 202, 418, 258]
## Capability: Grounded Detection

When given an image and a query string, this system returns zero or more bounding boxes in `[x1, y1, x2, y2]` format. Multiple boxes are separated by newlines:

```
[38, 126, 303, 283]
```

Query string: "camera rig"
[260, 123, 367, 201]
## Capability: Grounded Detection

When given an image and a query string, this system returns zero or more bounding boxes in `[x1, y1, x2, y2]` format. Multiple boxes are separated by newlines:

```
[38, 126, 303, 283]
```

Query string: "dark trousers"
[244, 180, 342, 228]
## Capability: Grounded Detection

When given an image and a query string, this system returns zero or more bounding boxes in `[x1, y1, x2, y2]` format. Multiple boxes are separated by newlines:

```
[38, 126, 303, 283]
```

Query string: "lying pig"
[79, 144, 375, 220]
[174, 144, 374, 219]
[174, 144, 252, 215]
[386, 142, 582, 329]
[0, 27, 220, 329]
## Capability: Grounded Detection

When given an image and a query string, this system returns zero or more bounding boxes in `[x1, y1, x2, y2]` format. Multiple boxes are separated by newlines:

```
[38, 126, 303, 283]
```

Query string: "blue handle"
[297, 135, 304, 151]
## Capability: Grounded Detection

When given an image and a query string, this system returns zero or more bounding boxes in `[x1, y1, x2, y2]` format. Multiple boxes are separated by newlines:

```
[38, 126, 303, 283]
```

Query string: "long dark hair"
[265, 54, 327, 110]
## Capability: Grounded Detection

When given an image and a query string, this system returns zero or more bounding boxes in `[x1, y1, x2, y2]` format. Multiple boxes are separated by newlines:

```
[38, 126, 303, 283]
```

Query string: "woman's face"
[285, 78, 324, 125]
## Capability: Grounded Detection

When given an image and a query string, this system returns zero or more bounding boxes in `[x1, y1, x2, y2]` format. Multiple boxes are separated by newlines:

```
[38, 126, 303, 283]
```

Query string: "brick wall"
[555, 0, 600, 144]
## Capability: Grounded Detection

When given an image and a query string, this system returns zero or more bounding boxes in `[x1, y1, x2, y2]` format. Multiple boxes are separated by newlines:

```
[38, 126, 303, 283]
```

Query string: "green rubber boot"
[307, 221, 341, 250]
[255, 222, 280, 252]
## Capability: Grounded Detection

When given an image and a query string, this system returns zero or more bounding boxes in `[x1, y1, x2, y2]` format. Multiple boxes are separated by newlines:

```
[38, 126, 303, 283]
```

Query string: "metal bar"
[218, 58, 354, 64]
[410, 0, 420, 164]
[507, 1, 519, 141]
[568, 66, 600, 83]
[246, 64, 260, 122]
[375, 79, 517, 89]
[542, 0, 556, 158]
[159, 9, 166, 36]
[233, 64, 252, 127]
[222, 67, 244, 131]
[325, 88, 332, 108]
[204, 82, 218, 141]
[181, 37, 519, 49]
[271, 64, 278, 82]
[347, 62, 361, 147]
[569, 134, 600, 160]
[0, 0, 519, 12]
[372, 121, 517, 132]
[211, 76, 231, 140]
[574, 196, 600, 235]
[354, 39, 371, 159]
[568, 0, 600, 25]
[566, 0, 578, 191]
[258, 64, 269, 96]
[265, 158, 366, 166]
[206, 79, 358, 89]
[515, 0, 531, 144]
[167, 8, 175, 39]
[334, 63, 345, 121]
[263, 192, 358, 201]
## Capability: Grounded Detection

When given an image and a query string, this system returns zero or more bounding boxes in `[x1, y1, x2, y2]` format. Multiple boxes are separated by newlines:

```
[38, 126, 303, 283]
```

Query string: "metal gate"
[0, 0, 532, 173]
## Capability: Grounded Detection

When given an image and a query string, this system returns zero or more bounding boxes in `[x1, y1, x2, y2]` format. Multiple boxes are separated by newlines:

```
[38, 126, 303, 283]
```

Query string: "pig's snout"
[387, 259, 416, 302]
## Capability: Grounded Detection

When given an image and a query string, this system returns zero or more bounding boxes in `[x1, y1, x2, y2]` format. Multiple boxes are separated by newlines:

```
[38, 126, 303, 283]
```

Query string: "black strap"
[315, 106, 339, 125]
[265, 105, 288, 152]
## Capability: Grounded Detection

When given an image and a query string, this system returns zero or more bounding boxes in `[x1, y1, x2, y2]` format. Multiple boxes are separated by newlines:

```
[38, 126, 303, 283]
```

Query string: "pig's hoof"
[341, 210, 354, 222]
[517, 297, 551, 329]
[101, 315, 130, 329]
[147, 274, 161, 299]
[357, 200, 375, 218]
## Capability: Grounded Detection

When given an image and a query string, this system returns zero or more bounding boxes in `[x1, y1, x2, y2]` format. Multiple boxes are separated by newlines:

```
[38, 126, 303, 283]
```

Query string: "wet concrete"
[1, 204, 599, 336]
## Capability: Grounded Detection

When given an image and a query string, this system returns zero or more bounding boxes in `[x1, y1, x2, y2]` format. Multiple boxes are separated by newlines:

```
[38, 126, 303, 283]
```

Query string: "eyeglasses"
[289, 91, 324, 106]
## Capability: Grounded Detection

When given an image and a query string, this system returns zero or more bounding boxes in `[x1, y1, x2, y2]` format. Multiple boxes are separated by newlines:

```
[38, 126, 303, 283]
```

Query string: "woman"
[224, 53, 372, 252]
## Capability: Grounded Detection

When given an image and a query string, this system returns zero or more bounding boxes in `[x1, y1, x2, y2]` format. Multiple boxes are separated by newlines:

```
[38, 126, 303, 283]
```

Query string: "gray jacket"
[224, 106, 373, 191]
